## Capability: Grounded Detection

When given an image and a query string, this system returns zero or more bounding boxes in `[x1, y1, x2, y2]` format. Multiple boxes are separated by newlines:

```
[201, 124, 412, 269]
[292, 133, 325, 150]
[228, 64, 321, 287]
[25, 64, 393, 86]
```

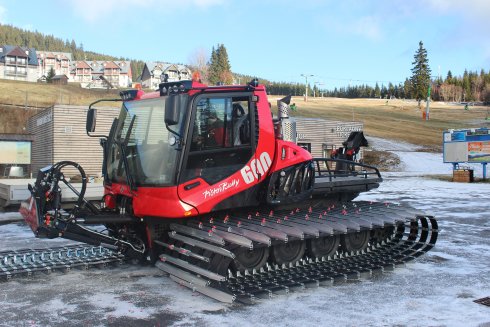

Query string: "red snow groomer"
[20, 78, 437, 303]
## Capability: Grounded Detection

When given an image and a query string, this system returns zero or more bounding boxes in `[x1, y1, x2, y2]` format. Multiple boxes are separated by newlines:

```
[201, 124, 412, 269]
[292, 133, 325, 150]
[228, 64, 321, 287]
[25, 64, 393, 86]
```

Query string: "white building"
[140, 62, 192, 90]
[0, 45, 39, 82]
[36, 51, 72, 80]
[70, 60, 132, 89]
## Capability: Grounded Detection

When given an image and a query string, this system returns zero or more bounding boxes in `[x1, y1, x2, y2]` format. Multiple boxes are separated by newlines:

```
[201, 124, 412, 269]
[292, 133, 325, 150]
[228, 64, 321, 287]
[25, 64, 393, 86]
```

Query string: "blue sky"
[1, 0, 489, 89]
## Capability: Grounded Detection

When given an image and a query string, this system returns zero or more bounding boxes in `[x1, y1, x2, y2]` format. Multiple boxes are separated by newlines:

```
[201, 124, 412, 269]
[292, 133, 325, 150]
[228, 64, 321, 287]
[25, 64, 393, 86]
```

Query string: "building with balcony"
[70, 60, 132, 88]
[36, 51, 72, 80]
[0, 45, 38, 82]
[140, 62, 192, 90]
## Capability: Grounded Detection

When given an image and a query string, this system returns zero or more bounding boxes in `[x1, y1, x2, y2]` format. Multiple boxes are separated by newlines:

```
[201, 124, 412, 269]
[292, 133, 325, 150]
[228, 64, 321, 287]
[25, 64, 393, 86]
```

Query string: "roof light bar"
[119, 89, 140, 101]
[159, 80, 193, 96]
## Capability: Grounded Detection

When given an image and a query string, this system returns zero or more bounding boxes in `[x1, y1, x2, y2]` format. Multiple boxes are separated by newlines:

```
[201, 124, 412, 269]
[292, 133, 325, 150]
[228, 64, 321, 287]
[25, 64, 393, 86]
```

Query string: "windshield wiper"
[116, 115, 137, 192]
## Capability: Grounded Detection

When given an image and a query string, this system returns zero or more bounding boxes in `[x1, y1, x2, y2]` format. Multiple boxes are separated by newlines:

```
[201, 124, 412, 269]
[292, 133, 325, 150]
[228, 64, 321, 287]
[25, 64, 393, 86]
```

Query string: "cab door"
[177, 93, 256, 213]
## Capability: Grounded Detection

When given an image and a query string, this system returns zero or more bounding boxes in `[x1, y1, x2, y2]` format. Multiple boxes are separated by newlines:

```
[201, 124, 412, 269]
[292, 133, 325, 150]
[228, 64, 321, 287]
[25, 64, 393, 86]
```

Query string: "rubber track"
[0, 245, 125, 280]
[156, 201, 439, 303]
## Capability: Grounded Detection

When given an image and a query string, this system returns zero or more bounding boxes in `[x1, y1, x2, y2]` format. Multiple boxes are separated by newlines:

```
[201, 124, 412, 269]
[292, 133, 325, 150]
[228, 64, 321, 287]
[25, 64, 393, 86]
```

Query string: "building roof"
[36, 51, 73, 61]
[145, 61, 191, 74]
[0, 45, 38, 66]
[103, 61, 120, 69]
[6, 47, 28, 57]
[75, 61, 92, 69]
[0, 133, 35, 142]
[70, 60, 131, 75]
[52, 74, 69, 80]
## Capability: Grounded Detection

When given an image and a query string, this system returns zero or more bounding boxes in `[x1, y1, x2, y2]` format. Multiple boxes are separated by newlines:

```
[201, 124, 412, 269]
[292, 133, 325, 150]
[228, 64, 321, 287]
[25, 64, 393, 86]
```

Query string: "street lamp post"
[301, 74, 313, 102]
[314, 82, 324, 98]
[425, 76, 438, 121]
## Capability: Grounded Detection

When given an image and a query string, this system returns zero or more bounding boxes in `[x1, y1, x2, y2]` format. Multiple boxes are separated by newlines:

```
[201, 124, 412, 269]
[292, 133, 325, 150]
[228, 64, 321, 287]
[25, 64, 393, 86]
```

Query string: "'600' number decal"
[241, 152, 272, 184]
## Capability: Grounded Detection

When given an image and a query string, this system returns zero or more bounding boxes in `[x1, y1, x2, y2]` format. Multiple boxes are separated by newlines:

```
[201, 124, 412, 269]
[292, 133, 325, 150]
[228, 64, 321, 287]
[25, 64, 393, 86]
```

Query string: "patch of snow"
[1, 138, 490, 326]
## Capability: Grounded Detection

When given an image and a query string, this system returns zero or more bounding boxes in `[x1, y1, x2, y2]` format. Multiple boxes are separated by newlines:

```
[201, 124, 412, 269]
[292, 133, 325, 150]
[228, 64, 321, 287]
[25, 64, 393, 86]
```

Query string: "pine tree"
[388, 82, 395, 98]
[217, 44, 233, 84]
[46, 67, 55, 83]
[374, 82, 381, 98]
[445, 70, 453, 84]
[410, 41, 432, 105]
[207, 44, 232, 85]
[207, 46, 219, 85]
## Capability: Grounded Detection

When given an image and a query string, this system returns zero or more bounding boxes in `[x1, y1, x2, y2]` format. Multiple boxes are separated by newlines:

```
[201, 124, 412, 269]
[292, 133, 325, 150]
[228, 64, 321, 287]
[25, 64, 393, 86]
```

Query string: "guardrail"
[313, 158, 382, 181]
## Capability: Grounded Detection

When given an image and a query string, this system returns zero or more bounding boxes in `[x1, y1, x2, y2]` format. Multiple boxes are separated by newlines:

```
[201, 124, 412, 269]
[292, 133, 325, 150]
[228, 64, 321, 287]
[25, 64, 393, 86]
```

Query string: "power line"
[272, 74, 406, 87]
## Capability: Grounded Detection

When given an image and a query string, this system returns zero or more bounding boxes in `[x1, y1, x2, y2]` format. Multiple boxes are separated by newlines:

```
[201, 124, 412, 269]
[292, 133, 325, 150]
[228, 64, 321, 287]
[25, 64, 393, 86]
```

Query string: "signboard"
[468, 141, 490, 162]
[443, 128, 490, 163]
[336, 124, 363, 138]
[0, 141, 31, 164]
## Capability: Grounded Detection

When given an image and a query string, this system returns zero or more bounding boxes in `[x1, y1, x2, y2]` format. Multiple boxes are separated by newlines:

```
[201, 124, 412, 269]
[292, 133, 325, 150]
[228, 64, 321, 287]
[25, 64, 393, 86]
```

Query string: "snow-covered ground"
[0, 138, 489, 327]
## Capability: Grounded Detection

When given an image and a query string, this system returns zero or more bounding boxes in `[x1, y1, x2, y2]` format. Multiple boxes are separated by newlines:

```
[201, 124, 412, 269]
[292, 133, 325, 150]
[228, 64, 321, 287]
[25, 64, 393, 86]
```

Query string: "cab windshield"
[107, 96, 188, 186]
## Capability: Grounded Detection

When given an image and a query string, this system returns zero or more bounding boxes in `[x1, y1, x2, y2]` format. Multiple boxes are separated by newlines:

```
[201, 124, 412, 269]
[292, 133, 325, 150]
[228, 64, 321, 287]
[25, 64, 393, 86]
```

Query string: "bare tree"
[471, 75, 484, 101]
[188, 47, 209, 83]
[440, 83, 463, 102]
[483, 85, 490, 102]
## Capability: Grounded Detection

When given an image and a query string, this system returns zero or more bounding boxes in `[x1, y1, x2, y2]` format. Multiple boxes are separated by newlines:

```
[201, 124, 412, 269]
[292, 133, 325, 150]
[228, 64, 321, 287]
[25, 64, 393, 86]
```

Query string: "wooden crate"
[453, 169, 474, 183]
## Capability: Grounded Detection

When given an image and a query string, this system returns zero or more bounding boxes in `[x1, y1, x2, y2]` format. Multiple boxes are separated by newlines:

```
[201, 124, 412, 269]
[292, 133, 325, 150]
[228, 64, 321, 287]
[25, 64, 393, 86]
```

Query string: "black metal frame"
[312, 158, 381, 181]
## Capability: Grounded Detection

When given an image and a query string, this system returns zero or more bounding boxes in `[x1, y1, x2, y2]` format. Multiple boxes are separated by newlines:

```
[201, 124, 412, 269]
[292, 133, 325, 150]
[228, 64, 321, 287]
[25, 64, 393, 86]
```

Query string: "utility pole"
[301, 74, 313, 102]
[425, 76, 437, 120]
[315, 82, 324, 98]
[425, 83, 431, 120]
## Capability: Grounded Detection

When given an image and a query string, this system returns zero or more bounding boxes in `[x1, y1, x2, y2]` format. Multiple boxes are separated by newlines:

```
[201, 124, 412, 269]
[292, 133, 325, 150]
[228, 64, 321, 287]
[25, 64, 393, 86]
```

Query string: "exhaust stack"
[277, 95, 291, 119]
[277, 95, 296, 142]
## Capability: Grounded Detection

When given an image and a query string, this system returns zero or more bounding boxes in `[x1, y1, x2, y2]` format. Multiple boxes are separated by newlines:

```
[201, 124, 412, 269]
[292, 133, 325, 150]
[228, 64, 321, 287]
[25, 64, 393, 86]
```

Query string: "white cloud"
[0, 5, 6, 24]
[317, 14, 383, 42]
[427, 0, 490, 18]
[193, 0, 225, 7]
[351, 16, 382, 41]
[66, 0, 225, 23]
[390, 0, 490, 28]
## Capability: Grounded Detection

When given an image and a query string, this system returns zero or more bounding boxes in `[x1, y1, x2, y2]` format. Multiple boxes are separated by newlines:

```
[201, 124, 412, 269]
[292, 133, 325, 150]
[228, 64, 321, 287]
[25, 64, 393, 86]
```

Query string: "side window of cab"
[183, 95, 253, 185]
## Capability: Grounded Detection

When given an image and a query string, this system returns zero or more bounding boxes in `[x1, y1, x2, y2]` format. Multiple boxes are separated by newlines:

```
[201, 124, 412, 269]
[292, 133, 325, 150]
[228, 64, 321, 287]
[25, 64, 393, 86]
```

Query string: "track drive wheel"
[340, 230, 370, 252]
[233, 247, 269, 272]
[271, 241, 306, 265]
[307, 235, 340, 258]
[370, 226, 395, 244]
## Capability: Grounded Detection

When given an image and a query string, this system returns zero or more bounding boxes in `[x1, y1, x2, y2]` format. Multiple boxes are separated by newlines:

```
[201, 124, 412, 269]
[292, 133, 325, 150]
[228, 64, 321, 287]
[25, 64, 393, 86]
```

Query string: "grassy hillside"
[0, 79, 120, 107]
[0, 80, 121, 133]
[1, 80, 489, 149]
[280, 96, 490, 151]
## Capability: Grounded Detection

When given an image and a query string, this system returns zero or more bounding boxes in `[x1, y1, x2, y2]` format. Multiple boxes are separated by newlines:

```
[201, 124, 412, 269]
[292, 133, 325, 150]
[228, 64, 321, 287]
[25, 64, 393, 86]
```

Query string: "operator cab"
[87, 80, 257, 189]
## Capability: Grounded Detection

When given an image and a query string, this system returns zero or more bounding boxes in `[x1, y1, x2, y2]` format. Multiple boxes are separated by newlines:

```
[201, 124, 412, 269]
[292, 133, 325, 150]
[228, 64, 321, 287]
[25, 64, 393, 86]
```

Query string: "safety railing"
[313, 158, 382, 181]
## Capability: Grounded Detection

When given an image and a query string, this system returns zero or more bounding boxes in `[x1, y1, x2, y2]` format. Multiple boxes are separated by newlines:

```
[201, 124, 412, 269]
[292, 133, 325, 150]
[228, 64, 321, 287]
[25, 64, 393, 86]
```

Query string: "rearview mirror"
[86, 108, 97, 133]
[165, 94, 181, 126]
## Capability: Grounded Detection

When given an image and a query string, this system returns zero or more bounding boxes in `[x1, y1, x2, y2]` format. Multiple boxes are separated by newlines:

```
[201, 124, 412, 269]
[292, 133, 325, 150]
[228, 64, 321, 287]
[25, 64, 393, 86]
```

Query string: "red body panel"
[270, 140, 313, 172]
[104, 183, 197, 218]
[19, 197, 38, 232]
